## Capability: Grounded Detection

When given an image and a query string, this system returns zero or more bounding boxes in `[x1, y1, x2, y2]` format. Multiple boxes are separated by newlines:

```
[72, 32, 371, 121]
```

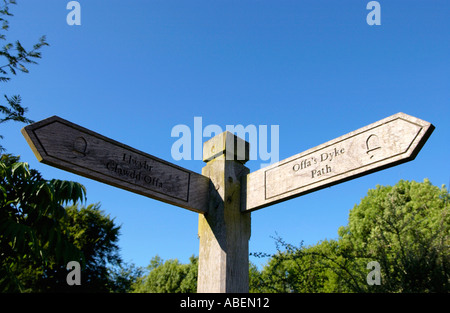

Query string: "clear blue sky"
[2, 1, 449, 269]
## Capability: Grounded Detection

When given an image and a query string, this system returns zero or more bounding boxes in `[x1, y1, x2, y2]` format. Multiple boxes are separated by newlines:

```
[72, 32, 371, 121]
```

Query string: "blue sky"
[2, 1, 449, 269]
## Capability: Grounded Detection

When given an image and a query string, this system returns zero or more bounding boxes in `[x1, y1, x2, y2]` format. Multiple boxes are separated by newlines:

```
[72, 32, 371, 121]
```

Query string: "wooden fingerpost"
[21, 113, 434, 293]
[197, 131, 251, 293]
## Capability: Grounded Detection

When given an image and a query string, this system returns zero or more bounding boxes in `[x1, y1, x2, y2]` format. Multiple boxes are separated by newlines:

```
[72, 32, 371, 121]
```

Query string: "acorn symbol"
[366, 134, 381, 159]
[73, 136, 88, 157]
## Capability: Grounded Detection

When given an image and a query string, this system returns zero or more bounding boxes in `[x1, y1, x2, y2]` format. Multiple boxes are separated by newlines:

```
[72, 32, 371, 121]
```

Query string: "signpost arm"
[244, 112, 434, 212]
[197, 131, 251, 293]
[21, 116, 209, 214]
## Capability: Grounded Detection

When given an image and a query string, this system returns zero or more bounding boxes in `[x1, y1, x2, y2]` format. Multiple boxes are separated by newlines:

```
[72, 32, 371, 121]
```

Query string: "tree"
[108, 261, 143, 293]
[338, 179, 449, 292]
[1, 154, 142, 292]
[250, 237, 356, 293]
[0, 0, 48, 151]
[38, 203, 141, 293]
[0, 154, 86, 292]
[64, 203, 121, 291]
[132, 255, 198, 293]
[251, 179, 449, 293]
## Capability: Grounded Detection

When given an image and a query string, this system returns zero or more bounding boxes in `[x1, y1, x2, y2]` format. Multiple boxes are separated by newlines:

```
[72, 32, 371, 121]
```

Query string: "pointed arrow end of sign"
[21, 124, 44, 162]
[21, 115, 74, 163]
[392, 112, 435, 162]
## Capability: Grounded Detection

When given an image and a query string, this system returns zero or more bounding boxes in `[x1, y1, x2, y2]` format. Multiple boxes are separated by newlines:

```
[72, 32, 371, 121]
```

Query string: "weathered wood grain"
[197, 132, 251, 293]
[21, 116, 209, 213]
[203, 130, 250, 163]
[244, 112, 434, 212]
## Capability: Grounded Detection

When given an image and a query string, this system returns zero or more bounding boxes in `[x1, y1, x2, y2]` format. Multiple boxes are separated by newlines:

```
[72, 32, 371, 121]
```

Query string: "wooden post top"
[203, 131, 250, 164]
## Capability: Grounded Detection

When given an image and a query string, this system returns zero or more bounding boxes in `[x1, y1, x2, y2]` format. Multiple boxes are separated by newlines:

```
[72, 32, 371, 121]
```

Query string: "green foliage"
[250, 237, 356, 293]
[108, 261, 143, 293]
[0, 154, 86, 292]
[0, 0, 49, 151]
[251, 179, 449, 293]
[132, 255, 198, 293]
[37, 203, 141, 293]
[65, 204, 121, 272]
[249, 262, 263, 293]
[0, 154, 141, 292]
[339, 179, 449, 292]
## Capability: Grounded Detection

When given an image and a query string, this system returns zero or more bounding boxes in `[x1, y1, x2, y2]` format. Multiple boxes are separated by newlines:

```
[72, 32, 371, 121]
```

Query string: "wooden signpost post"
[22, 112, 434, 293]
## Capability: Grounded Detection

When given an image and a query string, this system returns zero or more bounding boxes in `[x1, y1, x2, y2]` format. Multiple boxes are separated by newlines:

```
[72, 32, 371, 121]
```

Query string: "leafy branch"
[0, 35, 48, 75]
[0, 0, 49, 151]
